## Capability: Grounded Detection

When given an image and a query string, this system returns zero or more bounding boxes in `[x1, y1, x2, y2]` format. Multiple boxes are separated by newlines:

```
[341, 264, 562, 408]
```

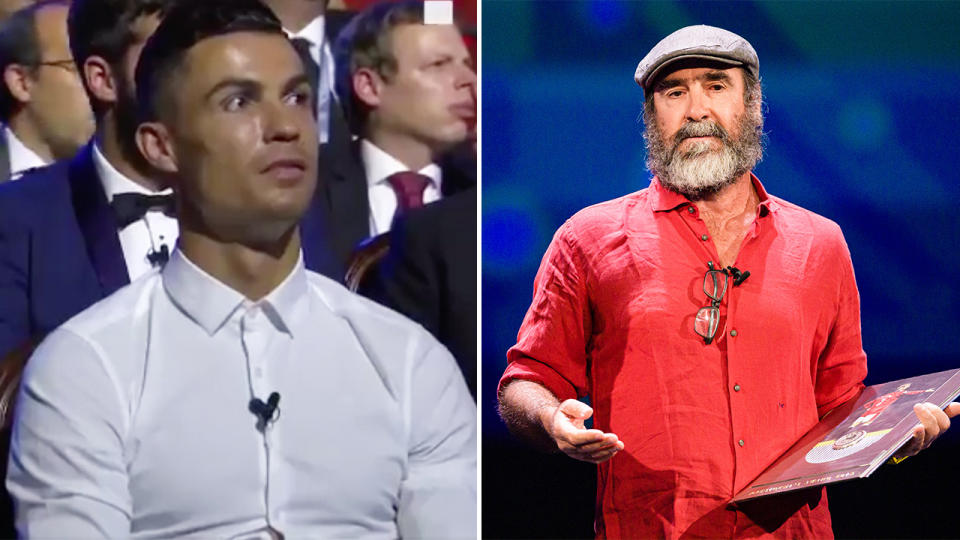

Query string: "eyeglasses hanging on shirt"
[111, 192, 176, 267]
[694, 261, 750, 345]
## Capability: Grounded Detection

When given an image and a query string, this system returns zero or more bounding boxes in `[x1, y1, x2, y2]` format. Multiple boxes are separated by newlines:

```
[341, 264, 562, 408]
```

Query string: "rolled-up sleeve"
[6, 328, 131, 537]
[398, 341, 476, 539]
[500, 221, 592, 402]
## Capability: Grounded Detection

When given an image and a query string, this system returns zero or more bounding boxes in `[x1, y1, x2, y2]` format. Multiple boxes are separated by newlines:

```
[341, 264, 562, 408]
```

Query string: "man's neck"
[178, 227, 302, 301]
[367, 131, 436, 171]
[693, 172, 758, 221]
[7, 115, 54, 162]
[96, 116, 162, 192]
[262, 0, 324, 33]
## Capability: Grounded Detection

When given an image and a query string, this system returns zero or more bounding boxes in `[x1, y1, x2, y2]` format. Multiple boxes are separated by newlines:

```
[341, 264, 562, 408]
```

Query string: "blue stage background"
[481, 1, 960, 537]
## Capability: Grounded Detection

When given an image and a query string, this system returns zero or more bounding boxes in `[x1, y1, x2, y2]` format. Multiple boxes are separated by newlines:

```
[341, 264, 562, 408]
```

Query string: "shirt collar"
[360, 138, 442, 190]
[162, 247, 309, 337]
[284, 15, 325, 64]
[5, 125, 48, 177]
[649, 173, 780, 217]
[92, 142, 171, 201]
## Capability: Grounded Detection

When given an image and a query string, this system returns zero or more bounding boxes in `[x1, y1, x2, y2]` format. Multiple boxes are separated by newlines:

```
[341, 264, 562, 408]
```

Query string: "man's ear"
[135, 121, 178, 175]
[3, 64, 33, 105]
[351, 67, 383, 108]
[82, 55, 119, 106]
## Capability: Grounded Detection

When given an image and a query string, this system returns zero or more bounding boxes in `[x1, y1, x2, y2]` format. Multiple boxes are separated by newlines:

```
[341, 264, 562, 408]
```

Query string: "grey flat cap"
[634, 25, 758, 92]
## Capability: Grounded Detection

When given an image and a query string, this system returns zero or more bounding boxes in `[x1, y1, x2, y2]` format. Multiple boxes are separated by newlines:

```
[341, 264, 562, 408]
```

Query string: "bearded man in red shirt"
[497, 25, 960, 539]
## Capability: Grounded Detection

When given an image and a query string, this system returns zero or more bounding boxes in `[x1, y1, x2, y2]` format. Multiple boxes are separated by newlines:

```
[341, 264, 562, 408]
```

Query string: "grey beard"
[644, 108, 763, 200]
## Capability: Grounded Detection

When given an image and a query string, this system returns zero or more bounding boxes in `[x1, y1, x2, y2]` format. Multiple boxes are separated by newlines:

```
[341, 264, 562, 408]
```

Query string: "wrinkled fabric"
[501, 176, 867, 539]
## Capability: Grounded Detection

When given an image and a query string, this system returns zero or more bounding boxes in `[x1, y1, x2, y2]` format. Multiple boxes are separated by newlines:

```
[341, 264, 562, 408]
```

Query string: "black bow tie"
[111, 192, 175, 228]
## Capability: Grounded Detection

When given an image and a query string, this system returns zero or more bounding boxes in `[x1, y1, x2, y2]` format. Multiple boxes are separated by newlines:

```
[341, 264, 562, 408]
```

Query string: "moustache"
[671, 120, 730, 147]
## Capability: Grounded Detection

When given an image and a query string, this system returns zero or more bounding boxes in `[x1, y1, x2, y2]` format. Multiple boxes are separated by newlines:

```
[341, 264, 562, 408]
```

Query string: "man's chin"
[657, 172, 738, 200]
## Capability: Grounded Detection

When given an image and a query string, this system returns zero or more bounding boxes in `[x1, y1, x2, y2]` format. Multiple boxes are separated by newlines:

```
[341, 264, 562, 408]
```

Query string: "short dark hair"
[68, 0, 175, 116]
[333, 0, 424, 135]
[0, 1, 69, 122]
[134, 0, 285, 123]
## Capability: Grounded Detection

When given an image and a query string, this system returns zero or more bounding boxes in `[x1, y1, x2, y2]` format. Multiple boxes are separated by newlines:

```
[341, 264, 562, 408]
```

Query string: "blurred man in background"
[0, 0, 175, 360]
[321, 0, 476, 273]
[0, 0, 93, 181]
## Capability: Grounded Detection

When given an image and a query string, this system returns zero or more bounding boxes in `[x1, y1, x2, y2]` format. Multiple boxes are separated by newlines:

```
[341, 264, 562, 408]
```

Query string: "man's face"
[27, 4, 94, 158]
[372, 23, 475, 152]
[644, 65, 763, 199]
[163, 32, 317, 243]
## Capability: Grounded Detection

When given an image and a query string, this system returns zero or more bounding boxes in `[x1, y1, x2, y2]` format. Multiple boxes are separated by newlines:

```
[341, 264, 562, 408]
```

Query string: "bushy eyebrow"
[655, 70, 733, 92]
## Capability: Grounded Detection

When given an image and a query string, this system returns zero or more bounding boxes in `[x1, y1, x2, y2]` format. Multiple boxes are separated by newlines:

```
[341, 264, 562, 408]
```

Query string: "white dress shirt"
[361, 139, 442, 236]
[285, 15, 337, 144]
[92, 144, 179, 281]
[7, 248, 476, 538]
[4, 126, 48, 180]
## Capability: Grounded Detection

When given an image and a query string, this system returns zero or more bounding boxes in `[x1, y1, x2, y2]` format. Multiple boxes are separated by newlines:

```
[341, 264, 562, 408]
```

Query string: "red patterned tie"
[386, 171, 430, 218]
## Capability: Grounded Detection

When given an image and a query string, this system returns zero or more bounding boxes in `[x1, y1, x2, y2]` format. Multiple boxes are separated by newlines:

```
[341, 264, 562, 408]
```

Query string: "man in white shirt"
[0, 0, 343, 362]
[319, 0, 477, 270]
[0, 0, 93, 181]
[6, 0, 476, 536]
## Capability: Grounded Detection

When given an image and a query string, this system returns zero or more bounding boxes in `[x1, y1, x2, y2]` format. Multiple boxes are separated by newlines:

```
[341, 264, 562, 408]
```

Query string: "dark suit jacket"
[360, 187, 477, 398]
[0, 143, 344, 359]
[325, 9, 354, 43]
[317, 137, 476, 272]
[0, 128, 9, 183]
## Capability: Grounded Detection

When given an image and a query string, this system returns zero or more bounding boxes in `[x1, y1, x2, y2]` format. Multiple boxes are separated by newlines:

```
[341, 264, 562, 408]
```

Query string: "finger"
[558, 399, 594, 421]
[574, 439, 625, 462]
[585, 446, 621, 463]
[945, 402, 960, 418]
[913, 403, 939, 438]
[558, 427, 607, 446]
[915, 404, 946, 442]
[574, 434, 620, 452]
[894, 426, 924, 459]
[924, 403, 951, 432]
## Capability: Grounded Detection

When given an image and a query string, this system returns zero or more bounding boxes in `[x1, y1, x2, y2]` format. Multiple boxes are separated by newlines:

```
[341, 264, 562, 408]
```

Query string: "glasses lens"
[695, 306, 720, 339]
[703, 270, 727, 302]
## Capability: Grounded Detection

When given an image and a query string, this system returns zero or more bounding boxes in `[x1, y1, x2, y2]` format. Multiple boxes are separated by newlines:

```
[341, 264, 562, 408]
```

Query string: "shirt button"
[730, 329, 738, 337]
[700, 234, 708, 241]
[734, 384, 741, 392]
[739, 439, 745, 447]
[687, 207, 696, 214]
[255, 367, 263, 378]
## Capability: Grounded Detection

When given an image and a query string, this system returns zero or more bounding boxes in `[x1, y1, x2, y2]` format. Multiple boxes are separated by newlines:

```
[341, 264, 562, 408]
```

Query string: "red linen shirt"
[501, 176, 867, 539]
